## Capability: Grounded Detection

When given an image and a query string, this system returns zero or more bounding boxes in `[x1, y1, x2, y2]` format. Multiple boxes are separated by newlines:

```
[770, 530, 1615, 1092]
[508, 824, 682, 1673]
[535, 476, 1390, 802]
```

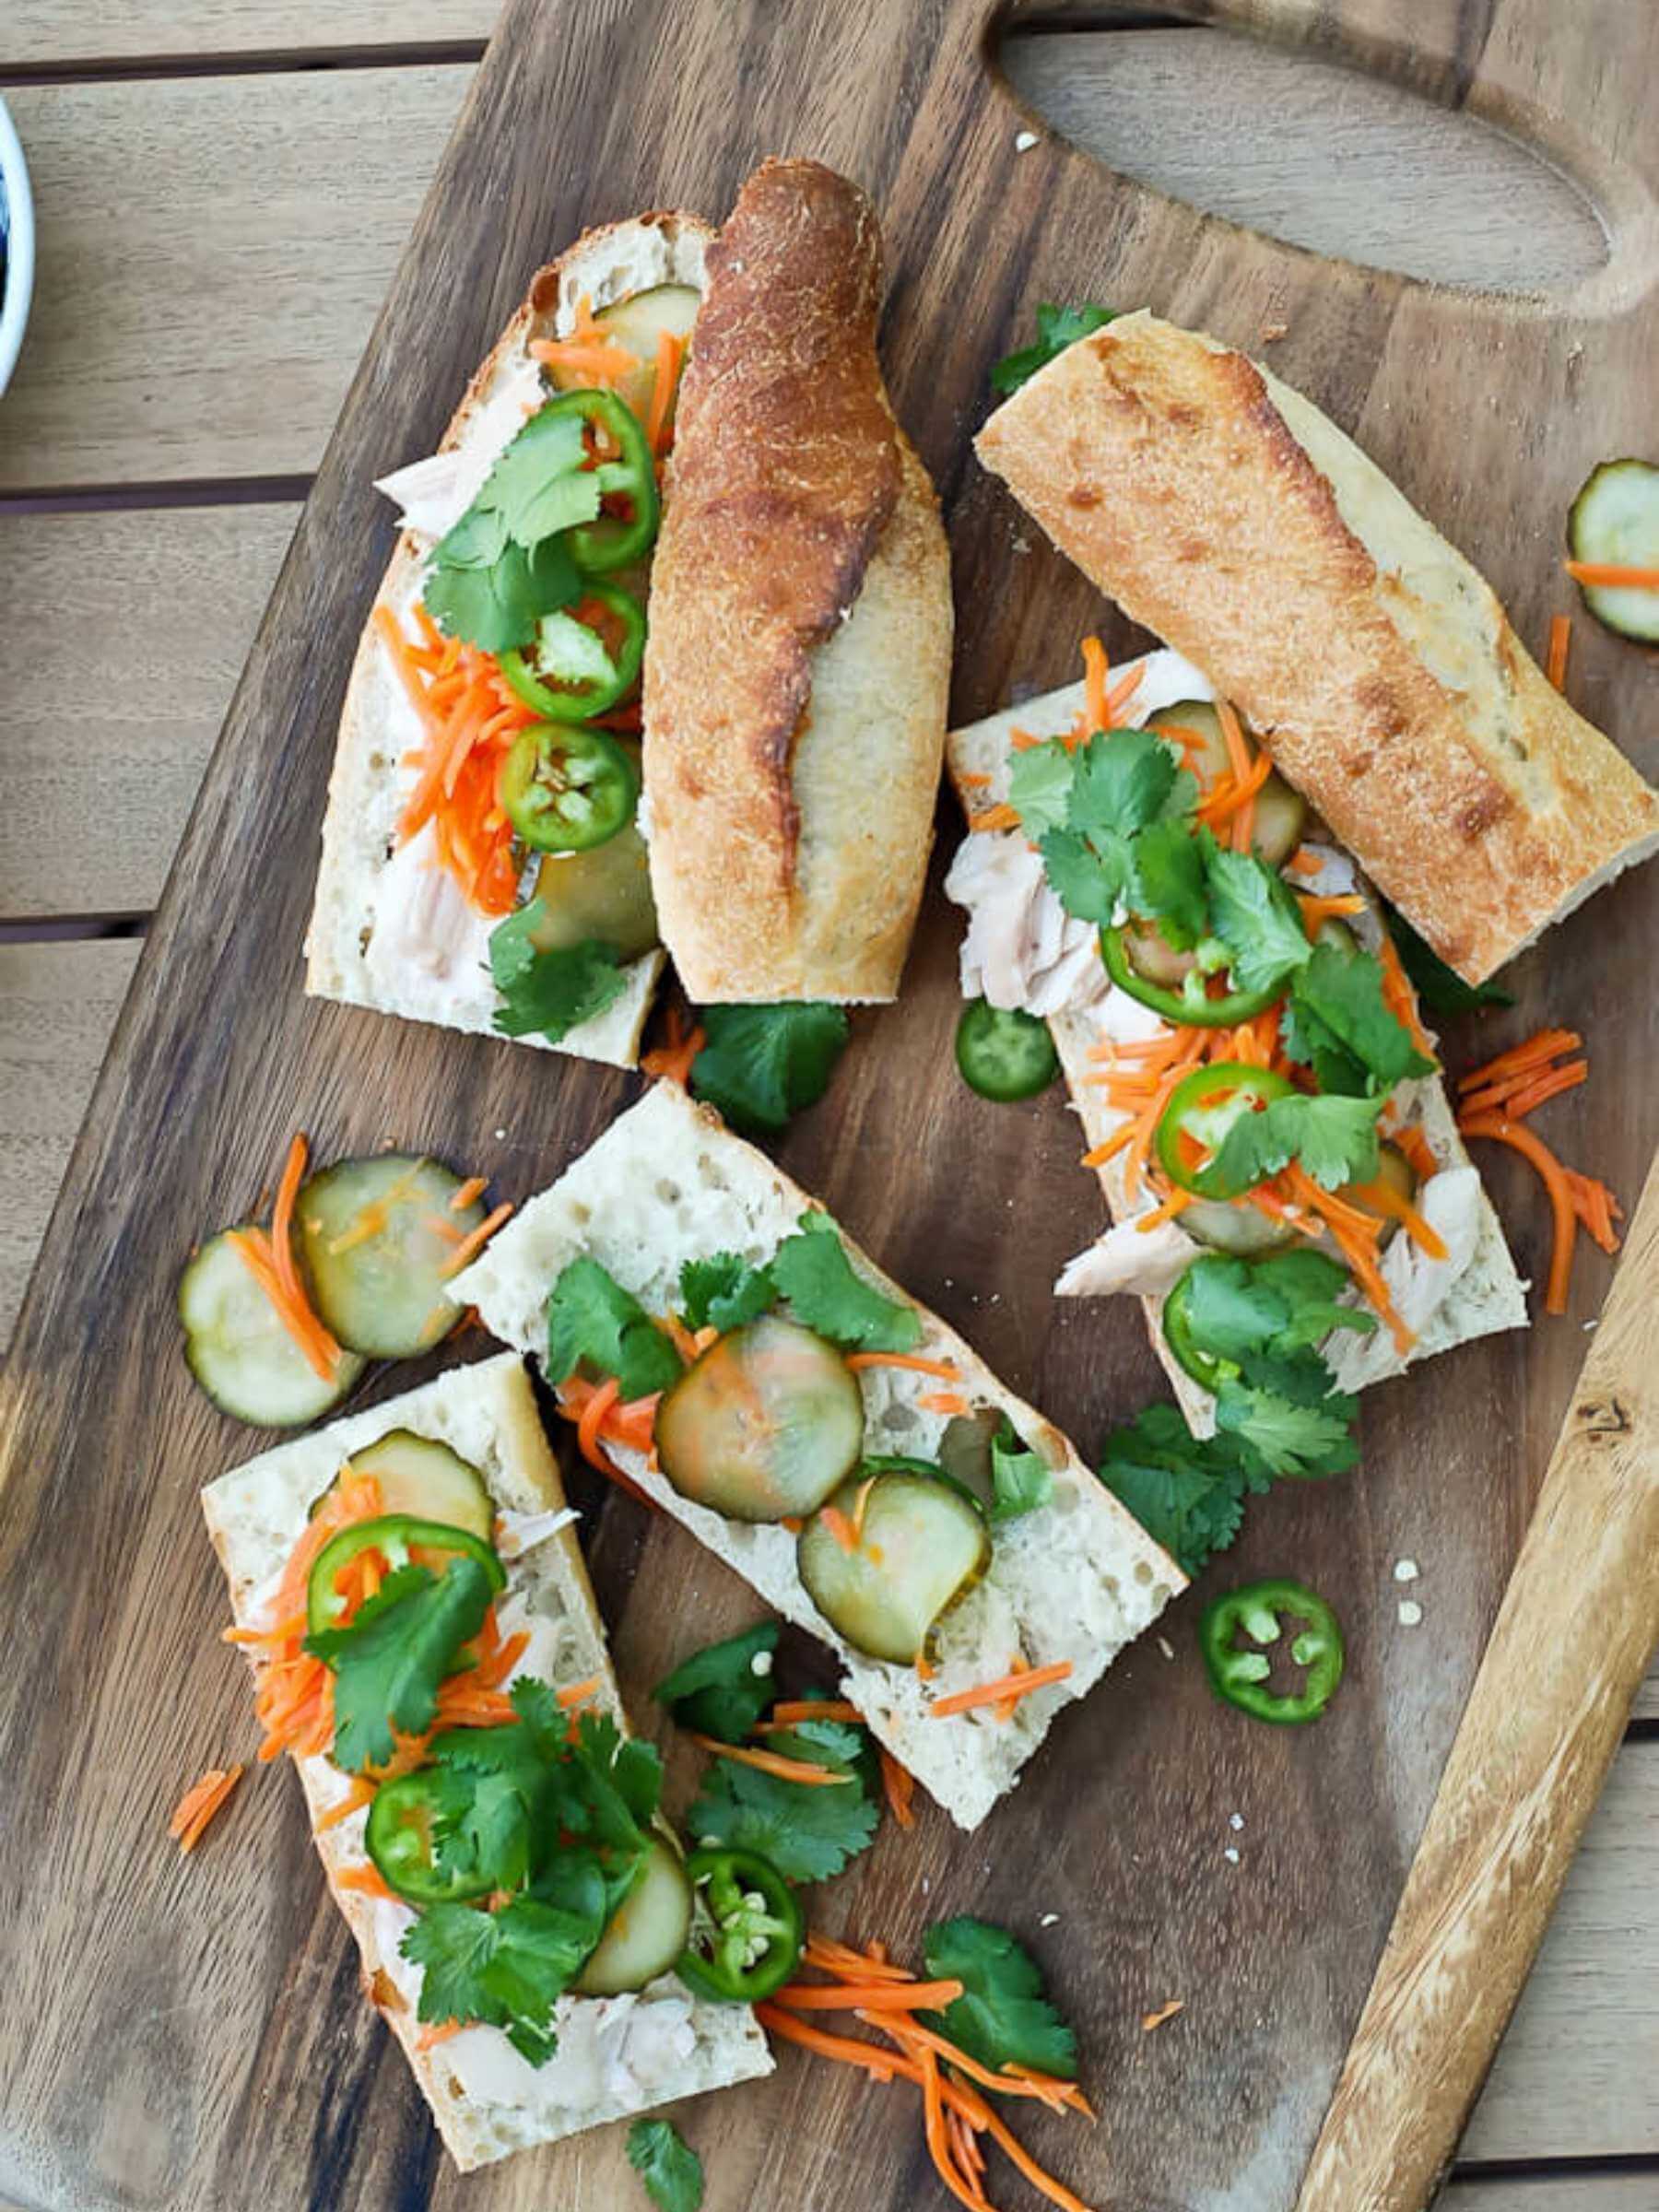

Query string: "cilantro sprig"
[688, 1717, 879, 1883]
[990, 302, 1117, 396]
[628, 2120, 704, 2212]
[688, 1002, 850, 1135]
[919, 1919, 1077, 2081]
[421, 400, 598, 654]
[653, 1623, 780, 1745]
[488, 903, 628, 1044]
[546, 1255, 686, 1402]
[306, 1556, 495, 1773]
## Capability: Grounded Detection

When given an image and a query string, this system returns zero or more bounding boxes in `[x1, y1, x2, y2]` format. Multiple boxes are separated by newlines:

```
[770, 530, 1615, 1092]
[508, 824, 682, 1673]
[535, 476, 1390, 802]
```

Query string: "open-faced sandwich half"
[451, 1082, 1182, 1830]
[202, 1353, 772, 2171]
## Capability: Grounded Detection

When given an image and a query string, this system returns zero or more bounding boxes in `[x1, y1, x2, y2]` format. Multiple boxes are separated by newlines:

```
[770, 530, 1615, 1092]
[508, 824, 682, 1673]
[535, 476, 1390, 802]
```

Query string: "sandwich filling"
[945, 644, 1526, 1441]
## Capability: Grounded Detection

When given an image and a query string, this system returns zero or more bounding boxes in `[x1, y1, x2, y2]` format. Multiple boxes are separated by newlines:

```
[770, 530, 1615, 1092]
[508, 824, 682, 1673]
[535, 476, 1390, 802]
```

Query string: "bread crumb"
[1141, 1999, 1184, 2031]
[1223, 1846, 1241, 1865]
[1014, 130, 1038, 152]
[1229, 1813, 1244, 1831]
[1040, 1912, 1060, 1927]
[494, 1127, 508, 1141]
[1393, 1559, 1419, 1583]
[1156, 1636, 1175, 1661]
[1397, 1599, 1423, 1627]
[1261, 320, 1289, 342]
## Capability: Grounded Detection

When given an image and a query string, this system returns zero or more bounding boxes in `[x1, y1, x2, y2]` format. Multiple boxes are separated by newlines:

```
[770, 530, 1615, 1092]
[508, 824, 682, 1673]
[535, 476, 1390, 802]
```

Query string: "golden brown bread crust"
[643, 159, 951, 1000]
[975, 313, 1659, 982]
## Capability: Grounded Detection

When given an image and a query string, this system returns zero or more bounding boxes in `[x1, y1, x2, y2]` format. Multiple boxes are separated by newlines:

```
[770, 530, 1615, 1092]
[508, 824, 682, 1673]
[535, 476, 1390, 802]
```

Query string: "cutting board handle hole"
[998, 21, 1615, 296]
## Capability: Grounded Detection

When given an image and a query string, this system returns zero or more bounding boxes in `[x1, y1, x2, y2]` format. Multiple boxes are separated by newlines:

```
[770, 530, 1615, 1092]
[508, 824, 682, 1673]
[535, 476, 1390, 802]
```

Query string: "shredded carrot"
[558, 1675, 603, 1711]
[641, 1004, 706, 1088]
[921, 2040, 987, 2212]
[1463, 1059, 1587, 1121]
[1100, 664, 1144, 724]
[879, 1747, 917, 1830]
[689, 1735, 855, 1786]
[761, 1700, 863, 1728]
[576, 1375, 622, 1472]
[971, 802, 1024, 834]
[450, 1174, 488, 1212]
[1376, 931, 1438, 1059]
[850, 1474, 878, 1545]
[1393, 1124, 1439, 1181]
[1458, 1113, 1579, 1313]
[1134, 1186, 1193, 1233]
[915, 1653, 935, 1683]
[1142, 1999, 1186, 2031]
[169, 1764, 244, 1853]
[227, 1222, 344, 1383]
[918, 1390, 971, 1416]
[335, 1865, 398, 1899]
[1215, 701, 1258, 851]
[645, 328, 685, 457]
[844, 1351, 960, 1380]
[804, 1934, 917, 1983]
[929, 1659, 1073, 1719]
[1546, 612, 1572, 691]
[819, 1506, 859, 1554]
[1457, 1028, 1581, 1094]
[438, 1200, 513, 1279]
[871, 2016, 1086, 2116]
[1080, 637, 1110, 735]
[530, 295, 639, 387]
[771, 1978, 967, 2014]
[1286, 846, 1324, 877]
[1565, 559, 1659, 589]
[1297, 892, 1366, 938]
[973, 2097, 1096, 2212]
[755, 2003, 909, 2083]
[555, 1376, 662, 1510]
[315, 1777, 375, 1832]
[1346, 1177, 1449, 1259]
[1565, 1169, 1623, 1255]
[1279, 1161, 1413, 1353]
[958, 770, 993, 788]
[1195, 748, 1273, 843]
[417, 2020, 464, 2052]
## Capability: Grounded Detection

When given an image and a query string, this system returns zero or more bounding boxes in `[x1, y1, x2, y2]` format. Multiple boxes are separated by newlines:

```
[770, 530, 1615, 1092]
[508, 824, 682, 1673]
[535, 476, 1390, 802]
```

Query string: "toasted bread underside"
[200, 1353, 771, 2171]
[943, 665, 1530, 1432]
[975, 312, 1659, 983]
[643, 159, 953, 1003]
[305, 213, 714, 1065]
[453, 1084, 1182, 1831]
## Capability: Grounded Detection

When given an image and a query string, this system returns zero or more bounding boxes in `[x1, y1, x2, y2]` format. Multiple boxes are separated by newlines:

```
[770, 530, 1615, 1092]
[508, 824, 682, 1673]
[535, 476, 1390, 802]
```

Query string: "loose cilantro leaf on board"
[1382, 904, 1512, 1016]
[919, 1919, 1077, 2081]
[478, 403, 600, 547]
[307, 1557, 495, 1774]
[1287, 939, 1437, 1093]
[688, 1717, 879, 1883]
[1203, 844, 1313, 997]
[654, 1623, 780, 1745]
[487, 909, 627, 1043]
[1205, 1090, 1382, 1197]
[688, 1003, 850, 1135]
[677, 1253, 775, 1335]
[988, 1420, 1053, 1524]
[1097, 1404, 1271, 1576]
[423, 525, 582, 655]
[770, 1214, 923, 1353]
[628, 2120, 705, 2212]
[545, 1254, 684, 1400]
[1213, 1377, 1360, 1480]
[403, 1891, 601, 2065]
[990, 302, 1117, 395]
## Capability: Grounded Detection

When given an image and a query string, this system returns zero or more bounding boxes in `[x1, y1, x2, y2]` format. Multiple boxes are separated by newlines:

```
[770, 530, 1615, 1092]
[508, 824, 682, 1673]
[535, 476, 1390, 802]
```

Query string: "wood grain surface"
[6, 1, 496, 65]
[0, 3, 1656, 2209]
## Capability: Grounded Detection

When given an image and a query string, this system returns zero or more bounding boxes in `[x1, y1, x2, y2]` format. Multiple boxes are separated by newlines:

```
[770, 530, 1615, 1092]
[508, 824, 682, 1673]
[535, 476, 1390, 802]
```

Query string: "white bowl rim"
[0, 94, 36, 397]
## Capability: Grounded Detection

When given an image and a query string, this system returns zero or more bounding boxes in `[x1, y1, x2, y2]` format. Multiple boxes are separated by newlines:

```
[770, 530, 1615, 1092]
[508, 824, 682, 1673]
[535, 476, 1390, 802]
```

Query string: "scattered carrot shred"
[818, 1506, 860, 1554]
[1458, 1112, 1580, 1313]
[1457, 1028, 1582, 1094]
[169, 1764, 244, 1853]
[771, 1978, 967, 2015]
[557, 1675, 603, 1712]
[688, 1735, 855, 1787]
[645, 328, 686, 458]
[761, 1700, 863, 1728]
[918, 1390, 971, 1416]
[1546, 612, 1572, 691]
[315, 1777, 375, 1831]
[971, 802, 1024, 834]
[879, 1747, 917, 1830]
[843, 1351, 959, 1380]
[529, 294, 639, 387]
[416, 2019, 465, 2052]
[641, 1004, 706, 1088]
[1080, 637, 1111, 736]
[1297, 892, 1366, 937]
[1565, 559, 1659, 589]
[335, 1865, 398, 1900]
[450, 1174, 488, 1212]
[928, 1659, 1073, 1720]
[439, 1200, 514, 1279]
[1376, 931, 1438, 1059]
[1565, 1168, 1623, 1255]
[1141, 1998, 1186, 2032]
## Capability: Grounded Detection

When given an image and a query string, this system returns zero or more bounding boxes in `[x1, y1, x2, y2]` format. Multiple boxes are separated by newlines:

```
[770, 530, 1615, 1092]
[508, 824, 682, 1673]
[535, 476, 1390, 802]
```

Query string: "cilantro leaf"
[628, 2120, 704, 2212]
[1069, 724, 1182, 841]
[307, 1557, 494, 1773]
[919, 1919, 1077, 2081]
[1097, 1403, 1270, 1575]
[1278, 991, 1371, 1098]
[653, 1623, 780, 1745]
[429, 1765, 536, 1891]
[477, 403, 598, 547]
[1006, 738, 1075, 839]
[1213, 1377, 1360, 1480]
[1037, 826, 1120, 924]
[988, 1420, 1053, 1524]
[545, 1254, 684, 1399]
[1178, 1256, 1297, 1365]
[1127, 817, 1210, 949]
[1203, 845, 1312, 996]
[677, 1253, 775, 1335]
[1382, 905, 1512, 1015]
[1287, 938, 1437, 1092]
[688, 1003, 850, 1135]
[540, 1709, 662, 1921]
[688, 1715, 878, 1883]
[403, 1891, 600, 2065]
[1206, 1091, 1382, 1197]
[487, 910, 627, 1043]
[770, 1214, 923, 1353]
[990, 302, 1117, 396]
[423, 528, 582, 655]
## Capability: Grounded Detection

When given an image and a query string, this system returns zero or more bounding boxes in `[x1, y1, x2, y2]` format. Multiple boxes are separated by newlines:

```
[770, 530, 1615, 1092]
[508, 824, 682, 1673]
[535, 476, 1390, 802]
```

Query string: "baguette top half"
[200, 1353, 771, 2172]
[305, 211, 713, 1067]
[643, 159, 953, 1003]
[975, 311, 1659, 983]
[453, 1083, 1183, 1830]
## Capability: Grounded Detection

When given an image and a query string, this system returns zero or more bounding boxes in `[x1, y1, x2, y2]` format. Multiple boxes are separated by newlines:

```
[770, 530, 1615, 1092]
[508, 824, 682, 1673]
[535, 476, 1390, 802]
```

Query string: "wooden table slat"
[5, 3, 497, 67]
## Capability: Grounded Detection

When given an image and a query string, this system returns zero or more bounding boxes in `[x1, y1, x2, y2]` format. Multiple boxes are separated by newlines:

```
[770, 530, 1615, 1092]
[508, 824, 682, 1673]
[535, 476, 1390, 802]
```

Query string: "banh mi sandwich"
[943, 644, 1529, 1448]
[642, 159, 953, 1001]
[974, 310, 1659, 983]
[202, 1353, 772, 2171]
[451, 1082, 1182, 1830]
[307, 210, 712, 1066]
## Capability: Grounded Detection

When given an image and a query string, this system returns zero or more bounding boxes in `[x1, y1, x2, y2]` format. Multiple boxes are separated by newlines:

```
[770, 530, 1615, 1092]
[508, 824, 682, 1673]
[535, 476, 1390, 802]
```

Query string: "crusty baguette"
[975, 311, 1659, 983]
[642, 159, 953, 1002]
[944, 654, 1529, 1434]
[306, 213, 712, 1065]
[453, 1083, 1183, 1831]
[200, 1353, 771, 2172]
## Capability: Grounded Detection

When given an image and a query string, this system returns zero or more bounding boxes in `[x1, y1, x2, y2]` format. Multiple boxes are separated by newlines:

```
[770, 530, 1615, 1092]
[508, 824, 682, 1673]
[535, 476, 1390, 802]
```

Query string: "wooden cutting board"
[1, 3, 1654, 2208]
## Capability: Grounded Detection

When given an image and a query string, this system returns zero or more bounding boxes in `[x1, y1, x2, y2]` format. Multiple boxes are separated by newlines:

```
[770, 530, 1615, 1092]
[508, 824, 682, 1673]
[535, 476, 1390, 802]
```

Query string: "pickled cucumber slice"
[1147, 699, 1306, 865]
[797, 1473, 990, 1665]
[178, 1230, 364, 1428]
[654, 1315, 865, 1523]
[575, 1837, 694, 1995]
[1179, 1196, 1297, 1257]
[310, 1430, 494, 1540]
[591, 284, 700, 432]
[298, 1155, 486, 1359]
[1567, 458, 1659, 643]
